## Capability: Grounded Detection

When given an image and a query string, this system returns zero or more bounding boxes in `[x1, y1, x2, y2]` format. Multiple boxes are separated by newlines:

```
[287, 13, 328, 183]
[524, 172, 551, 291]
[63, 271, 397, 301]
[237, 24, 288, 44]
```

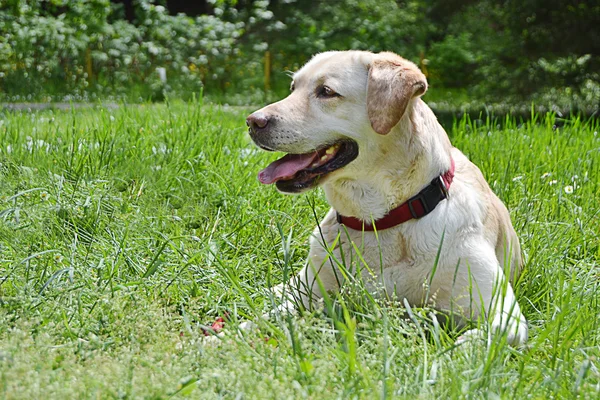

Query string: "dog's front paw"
[455, 322, 528, 347]
[455, 328, 484, 345]
[490, 314, 528, 347]
[501, 322, 528, 347]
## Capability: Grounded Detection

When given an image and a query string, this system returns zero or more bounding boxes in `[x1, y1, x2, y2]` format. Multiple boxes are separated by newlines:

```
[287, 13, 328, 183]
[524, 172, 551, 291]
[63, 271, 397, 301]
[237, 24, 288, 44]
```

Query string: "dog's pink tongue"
[258, 153, 318, 184]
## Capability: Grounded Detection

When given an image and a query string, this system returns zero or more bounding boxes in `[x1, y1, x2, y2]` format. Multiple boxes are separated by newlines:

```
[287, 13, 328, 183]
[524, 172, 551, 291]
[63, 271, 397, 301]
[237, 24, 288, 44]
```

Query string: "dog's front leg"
[240, 227, 340, 330]
[450, 242, 528, 346]
[271, 231, 343, 312]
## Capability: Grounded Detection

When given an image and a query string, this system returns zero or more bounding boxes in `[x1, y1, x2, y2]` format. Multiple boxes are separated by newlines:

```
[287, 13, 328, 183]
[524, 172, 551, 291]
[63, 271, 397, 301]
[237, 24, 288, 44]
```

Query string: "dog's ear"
[367, 59, 427, 135]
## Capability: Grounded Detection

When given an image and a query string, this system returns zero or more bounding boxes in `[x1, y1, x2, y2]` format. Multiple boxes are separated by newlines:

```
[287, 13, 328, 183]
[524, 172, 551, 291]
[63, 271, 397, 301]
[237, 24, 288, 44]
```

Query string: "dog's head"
[247, 51, 427, 193]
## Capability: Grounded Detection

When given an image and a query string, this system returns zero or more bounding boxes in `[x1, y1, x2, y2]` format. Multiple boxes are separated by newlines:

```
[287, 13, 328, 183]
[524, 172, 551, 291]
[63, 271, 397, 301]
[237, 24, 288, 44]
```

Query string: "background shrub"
[0, 0, 598, 109]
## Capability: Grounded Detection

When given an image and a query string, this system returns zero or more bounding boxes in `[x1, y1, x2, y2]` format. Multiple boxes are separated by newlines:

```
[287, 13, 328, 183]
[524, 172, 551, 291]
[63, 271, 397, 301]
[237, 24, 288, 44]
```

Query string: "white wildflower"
[564, 185, 574, 194]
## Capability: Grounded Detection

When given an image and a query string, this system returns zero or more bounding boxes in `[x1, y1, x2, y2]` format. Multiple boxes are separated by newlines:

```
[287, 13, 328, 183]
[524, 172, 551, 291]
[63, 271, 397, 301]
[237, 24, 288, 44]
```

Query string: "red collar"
[336, 158, 455, 231]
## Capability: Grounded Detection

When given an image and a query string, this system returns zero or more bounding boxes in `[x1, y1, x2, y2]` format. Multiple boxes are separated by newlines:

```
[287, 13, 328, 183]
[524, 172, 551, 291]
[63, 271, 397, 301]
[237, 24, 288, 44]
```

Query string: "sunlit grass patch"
[0, 103, 598, 398]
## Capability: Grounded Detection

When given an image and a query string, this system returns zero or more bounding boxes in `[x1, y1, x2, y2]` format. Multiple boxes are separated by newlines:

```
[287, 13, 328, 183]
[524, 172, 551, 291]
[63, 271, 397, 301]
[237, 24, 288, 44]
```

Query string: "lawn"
[0, 101, 598, 398]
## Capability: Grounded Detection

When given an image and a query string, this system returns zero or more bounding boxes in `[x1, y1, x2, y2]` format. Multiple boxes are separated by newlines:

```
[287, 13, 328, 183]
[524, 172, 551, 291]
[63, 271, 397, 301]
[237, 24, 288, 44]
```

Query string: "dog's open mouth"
[258, 140, 359, 193]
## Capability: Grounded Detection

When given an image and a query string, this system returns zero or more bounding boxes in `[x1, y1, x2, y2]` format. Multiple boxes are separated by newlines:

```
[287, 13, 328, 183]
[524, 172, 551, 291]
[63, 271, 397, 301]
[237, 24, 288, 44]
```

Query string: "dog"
[246, 51, 527, 346]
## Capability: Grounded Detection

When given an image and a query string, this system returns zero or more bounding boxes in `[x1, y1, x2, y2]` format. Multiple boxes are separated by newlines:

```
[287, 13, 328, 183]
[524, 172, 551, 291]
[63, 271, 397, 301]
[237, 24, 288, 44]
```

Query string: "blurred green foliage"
[0, 0, 256, 101]
[0, 0, 598, 107]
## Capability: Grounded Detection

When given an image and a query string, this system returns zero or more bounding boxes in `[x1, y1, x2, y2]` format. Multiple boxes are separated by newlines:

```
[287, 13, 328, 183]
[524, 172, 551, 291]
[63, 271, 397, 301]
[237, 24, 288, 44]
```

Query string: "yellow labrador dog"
[246, 50, 527, 345]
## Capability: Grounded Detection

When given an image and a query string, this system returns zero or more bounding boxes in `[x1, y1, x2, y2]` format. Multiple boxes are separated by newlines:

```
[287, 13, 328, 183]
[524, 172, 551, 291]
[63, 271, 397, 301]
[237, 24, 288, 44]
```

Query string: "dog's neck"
[323, 99, 453, 221]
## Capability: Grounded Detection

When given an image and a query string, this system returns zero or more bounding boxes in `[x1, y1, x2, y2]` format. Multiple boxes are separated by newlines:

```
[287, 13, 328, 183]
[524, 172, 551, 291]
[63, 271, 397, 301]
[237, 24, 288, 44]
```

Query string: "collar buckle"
[437, 175, 449, 199]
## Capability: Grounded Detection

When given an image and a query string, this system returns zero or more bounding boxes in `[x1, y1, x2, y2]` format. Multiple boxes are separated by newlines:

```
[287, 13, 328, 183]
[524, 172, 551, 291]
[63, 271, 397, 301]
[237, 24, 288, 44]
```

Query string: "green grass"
[0, 101, 599, 398]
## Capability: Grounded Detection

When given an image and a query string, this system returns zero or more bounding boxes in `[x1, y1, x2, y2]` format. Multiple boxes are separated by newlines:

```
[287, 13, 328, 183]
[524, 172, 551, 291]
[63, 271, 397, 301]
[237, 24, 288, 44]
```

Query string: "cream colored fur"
[247, 50, 527, 346]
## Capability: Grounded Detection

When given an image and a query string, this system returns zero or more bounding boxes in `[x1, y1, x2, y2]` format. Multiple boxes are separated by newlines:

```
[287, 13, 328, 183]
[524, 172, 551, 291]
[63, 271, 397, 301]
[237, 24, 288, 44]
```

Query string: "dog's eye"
[317, 85, 341, 98]
[290, 82, 295, 92]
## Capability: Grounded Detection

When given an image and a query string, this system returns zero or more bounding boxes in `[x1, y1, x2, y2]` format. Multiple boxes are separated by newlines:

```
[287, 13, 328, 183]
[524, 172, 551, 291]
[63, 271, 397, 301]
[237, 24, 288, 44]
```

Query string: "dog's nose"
[246, 112, 269, 131]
